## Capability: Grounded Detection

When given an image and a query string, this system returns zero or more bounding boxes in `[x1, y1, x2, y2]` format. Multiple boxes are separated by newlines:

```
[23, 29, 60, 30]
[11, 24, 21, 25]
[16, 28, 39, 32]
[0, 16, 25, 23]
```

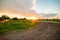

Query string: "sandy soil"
[1, 21, 60, 40]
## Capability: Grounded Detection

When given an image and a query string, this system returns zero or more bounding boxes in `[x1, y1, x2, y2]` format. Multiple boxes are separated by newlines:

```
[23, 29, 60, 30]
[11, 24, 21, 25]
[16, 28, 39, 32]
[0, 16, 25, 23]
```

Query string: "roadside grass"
[0, 20, 38, 34]
[44, 19, 60, 22]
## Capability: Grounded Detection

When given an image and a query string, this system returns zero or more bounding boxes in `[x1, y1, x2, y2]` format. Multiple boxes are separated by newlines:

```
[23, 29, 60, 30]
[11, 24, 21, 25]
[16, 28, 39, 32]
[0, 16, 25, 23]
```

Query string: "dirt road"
[1, 21, 60, 40]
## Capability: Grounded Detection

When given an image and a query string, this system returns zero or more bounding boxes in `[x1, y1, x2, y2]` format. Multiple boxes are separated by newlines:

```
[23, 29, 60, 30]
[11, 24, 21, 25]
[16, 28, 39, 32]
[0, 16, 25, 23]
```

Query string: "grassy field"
[0, 20, 37, 34]
[0, 19, 60, 34]
[44, 19, 60, 22]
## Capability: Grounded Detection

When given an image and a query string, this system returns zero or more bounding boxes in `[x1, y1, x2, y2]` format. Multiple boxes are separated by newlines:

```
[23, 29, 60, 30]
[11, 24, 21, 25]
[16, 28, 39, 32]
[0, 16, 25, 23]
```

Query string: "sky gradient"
[0, 0, 60, 19]
[35, 0, 60, 19]
[35, 0, 60, 13]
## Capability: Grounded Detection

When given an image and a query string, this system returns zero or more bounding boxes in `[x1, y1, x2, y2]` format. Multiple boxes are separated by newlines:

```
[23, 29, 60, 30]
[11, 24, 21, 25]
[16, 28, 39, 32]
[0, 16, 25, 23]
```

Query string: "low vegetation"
[43, 19, 60, 22]
[0, 15, 38, 34]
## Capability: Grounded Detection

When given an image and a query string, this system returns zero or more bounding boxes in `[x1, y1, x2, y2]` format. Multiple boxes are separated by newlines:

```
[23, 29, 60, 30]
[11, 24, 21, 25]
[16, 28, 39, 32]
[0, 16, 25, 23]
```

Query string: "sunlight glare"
[26, 17, 38, 20]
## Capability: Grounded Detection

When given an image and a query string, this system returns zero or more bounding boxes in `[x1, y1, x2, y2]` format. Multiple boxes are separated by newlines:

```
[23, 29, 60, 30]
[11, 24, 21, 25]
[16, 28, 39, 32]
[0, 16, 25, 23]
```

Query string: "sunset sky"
[0, 0, 60, 19]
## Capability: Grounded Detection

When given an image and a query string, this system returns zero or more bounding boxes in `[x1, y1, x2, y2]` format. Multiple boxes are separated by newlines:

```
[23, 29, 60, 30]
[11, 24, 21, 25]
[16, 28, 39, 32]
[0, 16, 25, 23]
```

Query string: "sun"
[26, 17, 38, 20]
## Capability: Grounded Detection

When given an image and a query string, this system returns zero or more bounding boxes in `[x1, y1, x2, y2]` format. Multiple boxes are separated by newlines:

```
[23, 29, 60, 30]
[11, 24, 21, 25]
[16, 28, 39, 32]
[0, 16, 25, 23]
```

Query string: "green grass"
[0, 20, 37, 34]
[44, 19, 60, 22]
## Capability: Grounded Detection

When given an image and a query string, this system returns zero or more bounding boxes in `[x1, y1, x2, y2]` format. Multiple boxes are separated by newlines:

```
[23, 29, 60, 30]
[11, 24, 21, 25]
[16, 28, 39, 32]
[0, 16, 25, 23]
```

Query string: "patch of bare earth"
[1, 22, 60, 40]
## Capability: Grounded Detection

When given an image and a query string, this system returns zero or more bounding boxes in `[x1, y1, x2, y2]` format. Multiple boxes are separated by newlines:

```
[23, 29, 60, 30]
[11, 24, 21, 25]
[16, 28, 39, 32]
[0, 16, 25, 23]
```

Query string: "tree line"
[0, 15, 27, 21]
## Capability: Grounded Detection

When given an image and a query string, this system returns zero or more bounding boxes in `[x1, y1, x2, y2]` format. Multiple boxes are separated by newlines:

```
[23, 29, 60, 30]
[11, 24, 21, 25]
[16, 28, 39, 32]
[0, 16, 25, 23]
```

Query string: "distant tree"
[12, 17, 18, 20]
[0, 17, 2, 20]
[20, 18, 27, 20]
[53, 18, 55, 21]
[46, 18, 48, 20]
[1, 15, 10, 20]
[23, 18, 27, 20]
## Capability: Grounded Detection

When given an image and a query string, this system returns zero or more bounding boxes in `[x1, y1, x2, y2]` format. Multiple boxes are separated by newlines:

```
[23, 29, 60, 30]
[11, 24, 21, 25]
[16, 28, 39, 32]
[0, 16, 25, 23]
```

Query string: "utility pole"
[57, 17, 58, 20]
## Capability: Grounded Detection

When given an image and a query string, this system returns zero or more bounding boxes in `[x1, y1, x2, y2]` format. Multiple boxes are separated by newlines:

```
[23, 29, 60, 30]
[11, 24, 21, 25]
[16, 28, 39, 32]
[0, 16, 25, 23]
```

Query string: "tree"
[20, 18, 27, 20]
[1, 15, 10, 20]
[12, 17, 18, 20]
[22, 18, 27, 20]
[0, 17, 2, 20]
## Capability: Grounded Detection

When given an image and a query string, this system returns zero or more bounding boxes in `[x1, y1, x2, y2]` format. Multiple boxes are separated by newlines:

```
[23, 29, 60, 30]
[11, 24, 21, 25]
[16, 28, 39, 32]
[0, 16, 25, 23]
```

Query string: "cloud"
[1, 0, 35, 11]
[0, 0, 41, 18]
[41, 13, 58, 17]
